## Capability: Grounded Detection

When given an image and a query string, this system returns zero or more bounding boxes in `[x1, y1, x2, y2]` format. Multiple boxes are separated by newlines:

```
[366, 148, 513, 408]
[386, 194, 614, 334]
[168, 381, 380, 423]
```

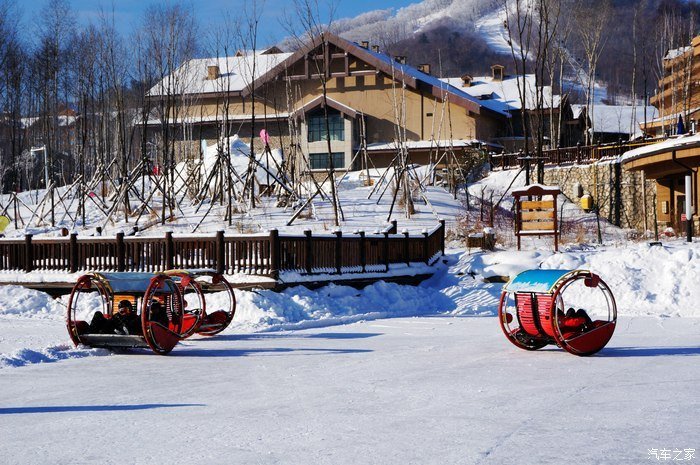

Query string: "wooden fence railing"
[488, 138, 665, 170]
[0, 221, 446, 280]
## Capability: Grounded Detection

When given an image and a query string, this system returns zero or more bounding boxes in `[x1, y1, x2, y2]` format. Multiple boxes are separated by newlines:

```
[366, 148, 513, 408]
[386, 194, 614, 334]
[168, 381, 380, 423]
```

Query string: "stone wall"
[541, 161, 657, 233]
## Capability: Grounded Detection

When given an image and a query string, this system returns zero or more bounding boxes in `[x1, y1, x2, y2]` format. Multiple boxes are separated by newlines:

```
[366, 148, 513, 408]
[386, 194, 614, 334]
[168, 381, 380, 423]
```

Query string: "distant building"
[442, 66, 576, 151]
[645, 36, 700, 137]
[145, 33, 511, 171]
[572, 104, 658, 144]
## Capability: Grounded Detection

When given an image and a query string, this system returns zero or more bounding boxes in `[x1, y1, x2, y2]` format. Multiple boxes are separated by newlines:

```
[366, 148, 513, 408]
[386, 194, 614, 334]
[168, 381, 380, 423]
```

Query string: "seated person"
[149, 300, 169, 326]
[557, 307, 593, 332]
[88, 310, 112, 334]
[111, 300, 141, 335]
[88, 300, 141, 336]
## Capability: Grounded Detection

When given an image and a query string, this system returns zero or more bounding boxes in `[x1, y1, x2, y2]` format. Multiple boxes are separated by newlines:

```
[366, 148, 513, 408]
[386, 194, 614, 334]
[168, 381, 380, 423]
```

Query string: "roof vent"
[360, 40, 369, 49]
[394, 56, 406, 65]
[417, 63, 431, 75]
[371, 45, 380, 53]
[461, 74, 473, 87]
[207, 65, 220, 80]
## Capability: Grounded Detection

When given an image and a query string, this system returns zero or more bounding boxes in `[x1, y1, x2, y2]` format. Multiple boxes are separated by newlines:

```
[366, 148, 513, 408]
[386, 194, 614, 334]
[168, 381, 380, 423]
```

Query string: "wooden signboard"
[512, 185, 561, 252]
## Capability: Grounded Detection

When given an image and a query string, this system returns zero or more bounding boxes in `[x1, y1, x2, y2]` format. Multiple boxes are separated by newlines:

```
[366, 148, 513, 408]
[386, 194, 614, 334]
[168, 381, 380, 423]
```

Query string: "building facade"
[146, 33, 511, 172]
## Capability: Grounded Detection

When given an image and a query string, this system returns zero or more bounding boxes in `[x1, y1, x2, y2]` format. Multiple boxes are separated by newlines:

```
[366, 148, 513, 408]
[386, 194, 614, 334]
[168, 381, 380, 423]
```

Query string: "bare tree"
[573, 0, 610, 145]
[283, 0, 343, 226]
[141, 3, 198, 224]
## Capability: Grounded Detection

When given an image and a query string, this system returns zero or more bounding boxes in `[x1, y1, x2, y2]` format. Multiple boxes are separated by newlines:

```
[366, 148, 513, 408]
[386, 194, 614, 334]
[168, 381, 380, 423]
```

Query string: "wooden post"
[576, 142, 581, 164]
[216, 230, 225, 275]
[403, 230, 410, 266]
[553, 195, 559, 252]
[334, 230, 342, 274]
[24, 234, 33, 272]
[359, 231, 366, 272]
[383, 230, 390, 272]
[422, 229, 429, 264]
[116, 232, 125, 272]
[304, 230, 313, 274]
[165, 231, 174, 270]
[13, 194, 18, 229]
[269, 229, 280, 280]
[439, 219, 446, 256]
[69, 233, 78, 273]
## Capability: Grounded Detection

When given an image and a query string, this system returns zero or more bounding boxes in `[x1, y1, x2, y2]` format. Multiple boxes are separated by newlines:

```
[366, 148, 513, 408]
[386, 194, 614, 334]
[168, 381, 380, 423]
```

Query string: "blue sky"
[34, 0, 416, 47]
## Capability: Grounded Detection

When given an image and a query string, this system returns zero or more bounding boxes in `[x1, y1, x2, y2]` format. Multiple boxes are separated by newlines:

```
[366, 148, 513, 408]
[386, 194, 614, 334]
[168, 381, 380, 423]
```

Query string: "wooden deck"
[0, 221, 446, 295]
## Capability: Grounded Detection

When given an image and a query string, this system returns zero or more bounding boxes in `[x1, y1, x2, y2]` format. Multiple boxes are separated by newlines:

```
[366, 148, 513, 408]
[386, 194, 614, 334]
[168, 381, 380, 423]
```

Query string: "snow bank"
[456, 240, 700, 318]
[227, 280, 455, 332]
[0, 285, 65, 320]
[0, 344, 110, 369]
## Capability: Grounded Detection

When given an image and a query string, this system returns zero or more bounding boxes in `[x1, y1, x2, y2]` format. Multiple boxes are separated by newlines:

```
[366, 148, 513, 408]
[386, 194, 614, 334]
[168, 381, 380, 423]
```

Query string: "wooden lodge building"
[145, 33, 522, 173]
[622, 35, 700, 235]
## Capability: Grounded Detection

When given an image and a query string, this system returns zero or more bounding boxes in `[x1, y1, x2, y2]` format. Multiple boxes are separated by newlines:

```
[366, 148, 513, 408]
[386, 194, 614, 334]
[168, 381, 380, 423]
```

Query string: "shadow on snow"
[174, 347, 373, 357]
[0, 403, 204, 415]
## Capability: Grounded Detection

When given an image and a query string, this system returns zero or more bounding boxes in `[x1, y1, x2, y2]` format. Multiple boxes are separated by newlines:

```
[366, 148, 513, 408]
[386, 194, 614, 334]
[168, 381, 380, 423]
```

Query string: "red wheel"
[141, 275, 184, 355]
[551, 272, 617, 356]
[164, 270, 205, 339]
[66, 274, 111, 346]
[498, 291, 549, 351]
[196, 273, 236, 336]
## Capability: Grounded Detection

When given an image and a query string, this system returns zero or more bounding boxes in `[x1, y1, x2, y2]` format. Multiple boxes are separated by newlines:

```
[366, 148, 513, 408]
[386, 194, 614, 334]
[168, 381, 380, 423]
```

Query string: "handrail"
[0, 220, 447, 278]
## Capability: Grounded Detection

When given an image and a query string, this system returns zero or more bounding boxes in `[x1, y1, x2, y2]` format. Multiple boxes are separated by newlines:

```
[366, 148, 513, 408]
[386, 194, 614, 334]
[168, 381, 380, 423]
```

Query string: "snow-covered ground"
[1, 165, 460, 239]
[1, 166, 699, 463]
[1, 315, 698, 464]
[2, 239, 700, 463]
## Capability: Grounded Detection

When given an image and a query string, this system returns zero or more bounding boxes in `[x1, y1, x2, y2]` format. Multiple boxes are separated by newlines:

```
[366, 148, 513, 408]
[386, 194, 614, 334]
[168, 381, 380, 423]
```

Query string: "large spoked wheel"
[197, 274, 236, 336]
[497, 291, 549, 351]
[165, 271, 205, 339]
[552, 272, 617, 356]
[141, 275, 184, 355]
[66, 275, 111, 347]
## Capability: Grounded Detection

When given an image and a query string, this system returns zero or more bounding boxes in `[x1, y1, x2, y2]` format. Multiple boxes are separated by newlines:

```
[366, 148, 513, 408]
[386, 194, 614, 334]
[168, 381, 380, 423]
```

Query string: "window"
[307, 111, 345, 142]
[309, 152, 345, 170]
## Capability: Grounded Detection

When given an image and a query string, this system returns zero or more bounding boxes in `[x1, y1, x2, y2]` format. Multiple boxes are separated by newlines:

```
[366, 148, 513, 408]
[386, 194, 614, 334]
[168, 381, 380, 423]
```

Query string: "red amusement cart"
[498, 269, 617, 356]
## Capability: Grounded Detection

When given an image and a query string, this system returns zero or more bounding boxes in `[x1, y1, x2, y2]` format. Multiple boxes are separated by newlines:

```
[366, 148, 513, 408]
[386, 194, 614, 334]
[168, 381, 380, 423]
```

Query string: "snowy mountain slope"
[333, 0, 499, 45]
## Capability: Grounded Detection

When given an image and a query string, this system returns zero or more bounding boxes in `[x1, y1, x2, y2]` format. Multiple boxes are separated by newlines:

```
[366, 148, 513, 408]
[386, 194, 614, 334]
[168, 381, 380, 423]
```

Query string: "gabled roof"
[292, 95, 359, 119]
[247, 32, 510, 119]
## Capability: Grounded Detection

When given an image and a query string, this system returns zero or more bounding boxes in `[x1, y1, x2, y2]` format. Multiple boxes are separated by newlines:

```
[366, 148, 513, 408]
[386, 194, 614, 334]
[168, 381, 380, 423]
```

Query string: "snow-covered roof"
[20, 115, 77, 129]
[664, 46, 691, 61]
[147, 50, 293, 97]
[366, 139, 496, 151]
[572, 104, 658, 137]
[620, 133, 700, 164]
[440, 74, 561, 113]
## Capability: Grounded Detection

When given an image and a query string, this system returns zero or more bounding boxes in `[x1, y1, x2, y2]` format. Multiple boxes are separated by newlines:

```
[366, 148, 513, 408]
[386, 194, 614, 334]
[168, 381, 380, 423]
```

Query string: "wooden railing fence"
[488, 138, 665, 170]
[0, 220, 446, 280]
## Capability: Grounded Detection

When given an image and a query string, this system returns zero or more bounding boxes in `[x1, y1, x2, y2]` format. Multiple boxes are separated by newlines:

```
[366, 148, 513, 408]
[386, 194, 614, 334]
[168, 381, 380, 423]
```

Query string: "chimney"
[418, 64, 431, 75]
[361, 40, 369, 49]
[491, 64, 504, 81]
[371, 45, 380, 53]
[207, 65, 220, 80]
[394, 56, 406, 65]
